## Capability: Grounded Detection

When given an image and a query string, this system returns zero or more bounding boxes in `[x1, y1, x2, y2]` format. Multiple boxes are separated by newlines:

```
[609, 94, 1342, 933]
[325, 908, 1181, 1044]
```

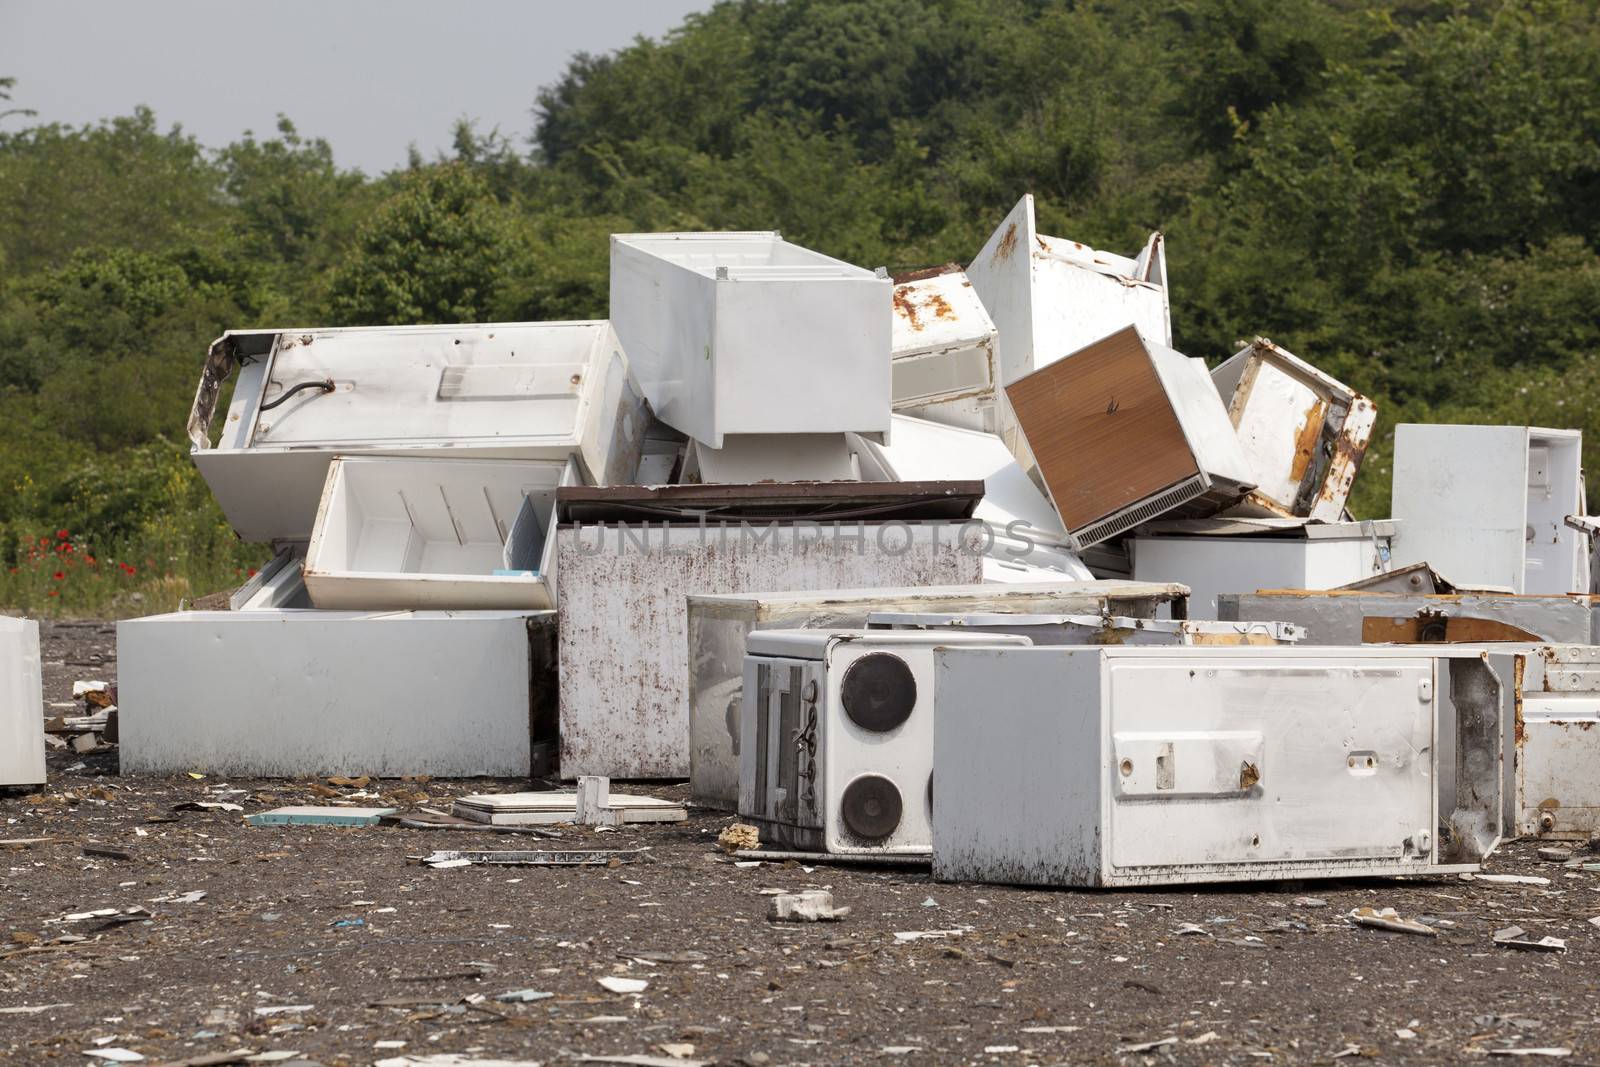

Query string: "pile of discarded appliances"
[5, 192, 1598, 889]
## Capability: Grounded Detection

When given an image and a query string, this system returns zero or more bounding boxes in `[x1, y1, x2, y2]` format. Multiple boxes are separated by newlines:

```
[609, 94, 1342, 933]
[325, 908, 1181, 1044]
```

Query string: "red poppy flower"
[52, 570, 64, 581]
[57, 529, 70, 540]
[47, 589, 59, 598]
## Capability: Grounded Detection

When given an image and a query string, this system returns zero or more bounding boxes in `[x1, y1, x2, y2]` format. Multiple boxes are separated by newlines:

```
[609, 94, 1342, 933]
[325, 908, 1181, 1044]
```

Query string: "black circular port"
[841, 775, 903, 841]
[840, 653, 917, 732]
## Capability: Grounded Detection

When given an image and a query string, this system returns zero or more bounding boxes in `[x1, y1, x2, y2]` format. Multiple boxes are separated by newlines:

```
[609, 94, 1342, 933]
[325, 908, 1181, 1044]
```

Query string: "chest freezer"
[740, 629, 1032, 854]
[685, 579, 1190, 809]
[933, 644, 1507, 888]
[0, 616, 45, 788]
[1211, 338, 1377, 522]
[966, 194, 1169, 385]
[608, 232, 891, 447]
[303, 455, 575, 611]
[1390, 424, 1589, 595]
[187, 321, 648, 544]
[867, 611, 1302, 646]
[1132, 518, 1396, 618]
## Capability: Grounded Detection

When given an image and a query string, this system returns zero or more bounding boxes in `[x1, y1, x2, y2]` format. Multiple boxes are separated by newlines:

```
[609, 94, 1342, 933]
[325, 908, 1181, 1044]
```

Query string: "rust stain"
[1289, 399, 1327, 482]
[992, 222, 1018, 264]
[1317, 396, 1376, 504]
[927, 292, 954, 319]
[1238, 761, 1260, 790]
[1514, 655, 1526, 748]
[892, 287, 922, 330]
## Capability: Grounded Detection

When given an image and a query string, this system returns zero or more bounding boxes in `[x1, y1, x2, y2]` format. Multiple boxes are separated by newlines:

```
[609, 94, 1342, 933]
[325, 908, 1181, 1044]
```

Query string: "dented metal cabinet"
[608, 232, 892, 447]
[188, 321, 648, 544]
[1217, 590, 1596, 646]
[933, 645, 1506, 888]
[1132, 519, 1396, 618]
[740, 630, 1032, 854]
[0, 616, 45, 788]
[867, 612, 1303, 646]
[1006, 327, 1257, 548]
[1391, 424, 1588, 595]
[685, 580, 1190, 809]
[890, 268, 1001, 432]
[303, 456, 576, 611]
[967, 194, 1169, 384]
[557, 521, 985, 781]
[118, 609, 557, 778]
[1211, 338, 1377, 522]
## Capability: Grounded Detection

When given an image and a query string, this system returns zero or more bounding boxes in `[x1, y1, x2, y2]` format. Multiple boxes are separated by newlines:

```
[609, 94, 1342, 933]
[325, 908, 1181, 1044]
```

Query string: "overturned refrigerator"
[119, 321, 649, 777]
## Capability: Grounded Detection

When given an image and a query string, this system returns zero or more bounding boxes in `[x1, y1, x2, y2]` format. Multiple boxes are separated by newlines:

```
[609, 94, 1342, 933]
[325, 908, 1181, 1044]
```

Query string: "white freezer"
[117, 610, 556, 777]
[933, 645, 1506, 887]
[608, 232, 892, 447]
[187, 321, 647, 544]
[303, 455, 576, 611]
[685, 579, 1190, 808]
[1131, 519, 1397, 618]
[1390, 424, 1589, 595]
[0, 616, 45, 788]
[966, 194, 1169, 384]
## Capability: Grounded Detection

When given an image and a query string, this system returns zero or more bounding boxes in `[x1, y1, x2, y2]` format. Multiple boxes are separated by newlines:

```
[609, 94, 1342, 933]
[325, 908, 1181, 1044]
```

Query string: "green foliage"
[2, 0, 1599, 614]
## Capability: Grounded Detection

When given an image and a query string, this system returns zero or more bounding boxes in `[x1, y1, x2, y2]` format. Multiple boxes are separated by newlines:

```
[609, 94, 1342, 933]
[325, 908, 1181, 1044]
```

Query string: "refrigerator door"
[0, 617, 45, 788]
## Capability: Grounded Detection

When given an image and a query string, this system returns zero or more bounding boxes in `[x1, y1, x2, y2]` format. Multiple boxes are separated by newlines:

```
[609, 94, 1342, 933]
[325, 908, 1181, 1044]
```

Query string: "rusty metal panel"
[556, 522, 986, 780]
[890, 268, 999, 427]
[0, 616, 45, 788]
[1515, 646, 1600, 838]
[867, 612, 1303, 646]
[1212, 338, 1377, 522]
[933, 645, 1500, 888]
[1218, 591, 1595, 646]
[686, 579, 1190, 808]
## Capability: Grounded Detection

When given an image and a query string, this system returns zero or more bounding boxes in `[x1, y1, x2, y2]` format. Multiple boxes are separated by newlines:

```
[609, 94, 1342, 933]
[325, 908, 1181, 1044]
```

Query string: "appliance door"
[1518, 694, 1600, 838]
[0, 619, 45, 787]
[1105, 655, 1436, 873]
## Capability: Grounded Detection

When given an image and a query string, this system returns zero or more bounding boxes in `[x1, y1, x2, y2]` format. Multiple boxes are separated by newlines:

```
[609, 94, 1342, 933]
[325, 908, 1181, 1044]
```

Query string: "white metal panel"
[609, 232, 892, 447]
[965, 194, 1170, 384]
[1147, 339, 1256, 492]
[117, 610, 552, 777]
[1390, 424, 1556, 593]
[933, 646, 1488, 888]
[303, 456, 576, 611]
[188, 321, 648, 544]
[0, 616, 45, 787]
[1518, 695, 1600, 838]
[557, 522, 985, 779]
[1218, 591, 1594, 646]
[684, 434, 872, 483]
[1132, 532, 1391, 618]
[686, 580, 1189, 808]
[1103, 658, 1433, 869]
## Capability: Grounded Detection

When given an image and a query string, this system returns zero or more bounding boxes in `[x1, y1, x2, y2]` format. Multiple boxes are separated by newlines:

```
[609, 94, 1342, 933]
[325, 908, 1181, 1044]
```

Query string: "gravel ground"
[3, 622, 1599, 1067]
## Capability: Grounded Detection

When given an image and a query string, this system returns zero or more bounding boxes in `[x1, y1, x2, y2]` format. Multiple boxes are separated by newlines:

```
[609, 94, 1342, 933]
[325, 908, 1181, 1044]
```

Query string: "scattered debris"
[421, 848, 652, 868]
[717, 822, 760, 853]
[767, 890, 849, 923]
[597, 975, 649, 994]
[1117, 1037, 1179, 1054]
[454, 791, 686, 826]
[1485, 1051, 1574, 1059]
[1346, 907, 1437, 937]
[1493, 926, 1568, 953]
[1465, 873, 1551, 886]
[244, 805, 397, 827]
[495, 988, 554, 1003]
[1536, 846, 1573, 863]
[576, 1055, 711, 1067]
[1292, 896, 1328, 908]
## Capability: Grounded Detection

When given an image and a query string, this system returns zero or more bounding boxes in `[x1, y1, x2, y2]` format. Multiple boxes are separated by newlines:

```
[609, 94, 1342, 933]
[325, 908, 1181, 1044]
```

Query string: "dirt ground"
[4, 622, 1600, 1067]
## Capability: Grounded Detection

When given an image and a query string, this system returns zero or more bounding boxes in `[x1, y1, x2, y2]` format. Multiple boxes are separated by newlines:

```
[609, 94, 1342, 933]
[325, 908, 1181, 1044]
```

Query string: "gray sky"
[0, 0, 709, 173]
